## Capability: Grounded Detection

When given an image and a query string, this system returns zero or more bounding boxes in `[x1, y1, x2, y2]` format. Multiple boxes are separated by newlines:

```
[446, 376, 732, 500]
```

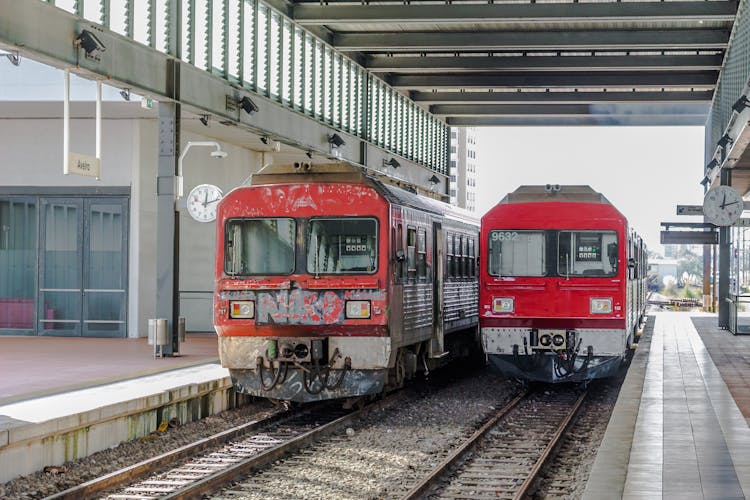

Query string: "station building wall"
[0, 113, 264, 338]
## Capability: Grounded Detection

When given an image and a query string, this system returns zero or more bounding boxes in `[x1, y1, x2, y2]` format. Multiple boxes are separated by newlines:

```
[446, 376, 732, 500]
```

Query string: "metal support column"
[155, 59, 181, 355]
[719, 167, 731, 328]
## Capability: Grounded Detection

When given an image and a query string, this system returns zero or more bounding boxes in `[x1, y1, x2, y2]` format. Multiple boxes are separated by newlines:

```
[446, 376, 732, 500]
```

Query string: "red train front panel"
[214, 182, 392, 401]
[480, 198, 634, 382]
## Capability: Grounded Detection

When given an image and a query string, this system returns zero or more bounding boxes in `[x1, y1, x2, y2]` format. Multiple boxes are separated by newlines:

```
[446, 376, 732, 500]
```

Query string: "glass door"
[39, 198, 83, 336]
[38, 197, 129, 337]
[83, 200, 128, 337]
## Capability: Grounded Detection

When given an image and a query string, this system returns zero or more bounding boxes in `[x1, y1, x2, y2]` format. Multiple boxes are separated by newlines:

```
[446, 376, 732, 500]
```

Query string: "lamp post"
[166, 141, 227, 355]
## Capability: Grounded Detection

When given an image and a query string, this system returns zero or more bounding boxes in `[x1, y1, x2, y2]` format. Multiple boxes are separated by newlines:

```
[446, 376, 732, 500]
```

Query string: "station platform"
[584, 312, 750, 499]
[0, 333, 241, 483]
[0, 333, 220, 404]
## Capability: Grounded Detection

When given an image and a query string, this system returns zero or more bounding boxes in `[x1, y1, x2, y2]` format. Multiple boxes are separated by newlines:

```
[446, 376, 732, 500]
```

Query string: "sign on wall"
[66, 152, 101, 179]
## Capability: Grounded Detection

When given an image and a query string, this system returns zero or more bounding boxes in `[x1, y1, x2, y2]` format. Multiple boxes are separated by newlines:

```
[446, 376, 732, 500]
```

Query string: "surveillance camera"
[210, 150, 228, 159]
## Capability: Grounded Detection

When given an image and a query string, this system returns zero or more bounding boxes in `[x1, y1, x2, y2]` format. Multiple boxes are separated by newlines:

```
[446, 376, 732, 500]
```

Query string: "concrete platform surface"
[584, 312, 750, 500]
[0, 333, 219, 404]
[0, 334, 234, 483]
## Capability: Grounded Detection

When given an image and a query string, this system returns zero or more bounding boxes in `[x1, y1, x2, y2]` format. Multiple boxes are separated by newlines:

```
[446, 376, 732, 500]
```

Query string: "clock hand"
[202, 191, 208, 207]
[206, 197, 221, 204]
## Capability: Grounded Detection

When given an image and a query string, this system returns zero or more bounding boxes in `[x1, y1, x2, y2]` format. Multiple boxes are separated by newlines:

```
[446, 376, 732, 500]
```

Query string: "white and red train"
[479, 185, 648, 383]
[213, 164, 479, 402]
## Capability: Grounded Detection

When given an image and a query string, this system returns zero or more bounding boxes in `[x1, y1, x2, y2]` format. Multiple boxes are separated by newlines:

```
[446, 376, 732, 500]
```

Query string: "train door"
[430, 220, 445, 357]
[38, 198, 128, 337]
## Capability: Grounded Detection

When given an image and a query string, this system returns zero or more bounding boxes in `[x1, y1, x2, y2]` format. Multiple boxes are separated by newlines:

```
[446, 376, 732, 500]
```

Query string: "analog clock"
[186, 184, 223, 222]
[703, 185, 744, 226]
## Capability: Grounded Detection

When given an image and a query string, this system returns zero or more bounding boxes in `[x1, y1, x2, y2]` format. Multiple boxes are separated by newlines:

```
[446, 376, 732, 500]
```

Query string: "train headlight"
[345, 300, 371, 319]
[493, 297, 514, 313]
[230, 300, 255, 319]
[590, 298, 613, 315]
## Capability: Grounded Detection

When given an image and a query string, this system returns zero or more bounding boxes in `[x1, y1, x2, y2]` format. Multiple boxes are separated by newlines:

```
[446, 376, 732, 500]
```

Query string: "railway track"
[403, 387, 587, 500]
[46, 395, 401, 500]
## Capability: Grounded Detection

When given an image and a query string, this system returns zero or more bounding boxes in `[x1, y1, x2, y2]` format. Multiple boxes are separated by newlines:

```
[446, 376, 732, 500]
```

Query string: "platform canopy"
[277, 0, 739, 126]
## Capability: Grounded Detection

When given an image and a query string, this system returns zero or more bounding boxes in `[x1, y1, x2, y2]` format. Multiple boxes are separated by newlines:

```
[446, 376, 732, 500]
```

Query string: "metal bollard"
[178, 317, 186, 343]
[149, 318, 169, 358]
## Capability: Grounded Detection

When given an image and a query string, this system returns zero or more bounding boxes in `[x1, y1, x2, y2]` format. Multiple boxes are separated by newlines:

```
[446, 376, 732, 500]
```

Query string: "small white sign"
[66, 152, 101, 179]
[734, 218, 750, 227]
[677, 205, 703, 216]
[141, 96, 154, 109]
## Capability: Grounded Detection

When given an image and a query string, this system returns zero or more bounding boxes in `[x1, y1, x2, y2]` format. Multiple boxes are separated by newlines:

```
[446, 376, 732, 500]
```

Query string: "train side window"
[417, 228, 427, 279]
[468, 238, 475, 277]
[456, 235, 464, 277]
[446, 233, 454, 279]
[462, 236, 469, 277]
[396, 224, 405, 281]
[407, 227, 417, 279]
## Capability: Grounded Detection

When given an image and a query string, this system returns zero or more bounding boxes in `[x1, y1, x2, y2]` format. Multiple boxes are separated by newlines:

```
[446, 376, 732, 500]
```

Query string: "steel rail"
[401, 391, 527, 499]
[161, 393, 406, 499]
[513, 389, 588, 500]
[45, 406, 295, 500]
[402, 388, 588, 500]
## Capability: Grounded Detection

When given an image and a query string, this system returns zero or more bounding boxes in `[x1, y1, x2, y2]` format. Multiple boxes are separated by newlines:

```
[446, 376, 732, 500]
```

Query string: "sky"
[475, 126, 706, 257]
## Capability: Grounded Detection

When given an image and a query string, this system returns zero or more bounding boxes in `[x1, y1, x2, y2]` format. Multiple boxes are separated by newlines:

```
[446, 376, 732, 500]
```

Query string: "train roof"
[229, 162, 478, 226]
[369, 176, 478, 226]
[498, 185, 613, 205]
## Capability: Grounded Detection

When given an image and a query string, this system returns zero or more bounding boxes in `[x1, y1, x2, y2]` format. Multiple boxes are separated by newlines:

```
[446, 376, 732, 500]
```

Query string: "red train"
[213, 164, 479, 402]
[479, 185, 647, 383]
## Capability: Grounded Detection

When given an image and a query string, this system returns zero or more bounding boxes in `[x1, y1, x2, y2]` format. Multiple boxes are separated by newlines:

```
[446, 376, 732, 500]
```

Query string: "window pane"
[0, 199, 37, 329]
[558, 231, 618, 277]
[307, 218, 377, 274]
[488, 230, 545, 277]
[225, 218, 295, 274]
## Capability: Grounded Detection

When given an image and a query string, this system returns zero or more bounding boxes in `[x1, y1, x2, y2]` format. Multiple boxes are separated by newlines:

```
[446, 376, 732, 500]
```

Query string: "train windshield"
[558, 231, 618, 277]
[224, 218, 296, 275]
[488, 231, 546, 277]
[306, 218, 378, 274]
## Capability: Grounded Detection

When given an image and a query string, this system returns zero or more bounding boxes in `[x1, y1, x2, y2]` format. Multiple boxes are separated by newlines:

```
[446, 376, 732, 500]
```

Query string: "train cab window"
[417, 228, 427, 279]
[407, 227, 417, 279]
[225, 218, 296, 275]
[488, 230, 546, 277]
[558, 231, 618, 278]
[306, 217, 378, 274]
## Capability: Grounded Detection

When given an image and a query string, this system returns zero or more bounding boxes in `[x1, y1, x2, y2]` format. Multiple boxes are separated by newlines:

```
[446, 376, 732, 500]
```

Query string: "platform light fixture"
[260, 136, 269, 145]
[239, 96, 259, 115]
[383, 157, 401, 169]
[199, 114, 210, 127]
[176, 141, 228, 199]
[2, 50, 20, 66]
[718, 133, 733, 149]
[306, 150, 314, 159]
[75, 29, 106, 59]
[428, 174, 441, 185]
[119, 88, 131, 101]
[732, 95, 750, 113]
[327, 133, 346, 148]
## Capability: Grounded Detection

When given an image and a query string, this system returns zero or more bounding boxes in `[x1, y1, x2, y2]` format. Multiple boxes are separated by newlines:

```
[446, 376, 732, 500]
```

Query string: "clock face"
[703, 185, 744, 227]
[187, 184, 223, 222]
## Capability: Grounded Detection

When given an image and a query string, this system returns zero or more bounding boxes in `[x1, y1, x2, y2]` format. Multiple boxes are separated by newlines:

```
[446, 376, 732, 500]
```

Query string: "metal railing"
[43, 0, 447, 174]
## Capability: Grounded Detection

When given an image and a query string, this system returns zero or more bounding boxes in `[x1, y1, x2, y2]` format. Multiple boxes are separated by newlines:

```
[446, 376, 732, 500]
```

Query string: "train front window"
[306, 218, 378, 274]
[558, 231, 618, 277]
[488, 231, 546, 277]
[224, 218, 296, 275]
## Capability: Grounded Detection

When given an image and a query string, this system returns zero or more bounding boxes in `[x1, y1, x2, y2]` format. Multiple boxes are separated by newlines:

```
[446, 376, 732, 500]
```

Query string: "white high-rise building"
[449, 127, 478, 212]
